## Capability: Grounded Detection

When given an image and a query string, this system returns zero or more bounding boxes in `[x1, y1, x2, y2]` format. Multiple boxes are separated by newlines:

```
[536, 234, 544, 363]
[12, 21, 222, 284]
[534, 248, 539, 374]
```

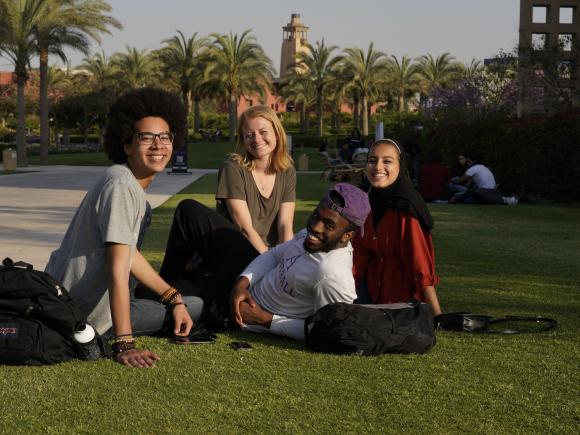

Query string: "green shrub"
[423, 108, 580, 200]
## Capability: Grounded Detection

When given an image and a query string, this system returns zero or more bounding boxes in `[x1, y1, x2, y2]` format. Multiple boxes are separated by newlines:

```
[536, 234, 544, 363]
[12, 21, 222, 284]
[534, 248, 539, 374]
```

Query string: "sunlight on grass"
[1, 173, 579, 433]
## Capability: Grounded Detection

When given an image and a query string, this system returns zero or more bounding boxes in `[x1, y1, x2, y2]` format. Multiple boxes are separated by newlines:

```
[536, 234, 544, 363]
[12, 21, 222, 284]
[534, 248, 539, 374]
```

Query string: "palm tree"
[461, 58, 483, 81]
[34, 0, 121, 164]
[0, 0, 49, 167]
[342, 43, 389, 136]
[295, 40, 342, 137]
[205, 30, 274, 142]
[386, 55, 422, 112]
[280, 70, 316, 134]
[417, 52, 461, 98]
[111, 46, 159, 89]
[81, 49, 115, 89]
[157, 30, 208, 131]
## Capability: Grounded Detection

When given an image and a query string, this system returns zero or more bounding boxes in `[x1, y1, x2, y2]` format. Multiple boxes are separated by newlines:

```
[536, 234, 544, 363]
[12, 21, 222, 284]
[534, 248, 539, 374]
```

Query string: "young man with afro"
[46, 88, 202, 368]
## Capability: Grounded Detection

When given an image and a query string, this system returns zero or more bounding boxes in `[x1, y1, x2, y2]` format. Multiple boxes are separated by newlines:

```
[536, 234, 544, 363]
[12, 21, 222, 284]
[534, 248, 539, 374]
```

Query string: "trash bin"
[298, 153, 309, 171]
[2, 148, 17, 171]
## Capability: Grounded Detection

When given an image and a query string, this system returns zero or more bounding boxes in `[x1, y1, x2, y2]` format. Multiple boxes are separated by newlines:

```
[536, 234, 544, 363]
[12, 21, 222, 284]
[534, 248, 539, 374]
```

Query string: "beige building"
[518, 0, 580, 113]
[279, 13, 310, 78]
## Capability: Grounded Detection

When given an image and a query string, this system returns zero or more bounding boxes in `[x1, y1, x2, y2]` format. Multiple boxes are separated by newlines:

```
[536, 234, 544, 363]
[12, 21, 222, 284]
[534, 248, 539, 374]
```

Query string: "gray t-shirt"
[215, 159, 296, 247]
[45, 164, 148, 334]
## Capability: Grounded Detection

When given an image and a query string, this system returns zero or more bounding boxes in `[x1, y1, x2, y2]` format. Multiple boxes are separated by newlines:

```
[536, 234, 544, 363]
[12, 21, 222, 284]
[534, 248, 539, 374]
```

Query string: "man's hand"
[172, 303, 194, 336]
[239, 301, 273, 328]
[116, 348, 160, 368]
[230, 276, 256, 327]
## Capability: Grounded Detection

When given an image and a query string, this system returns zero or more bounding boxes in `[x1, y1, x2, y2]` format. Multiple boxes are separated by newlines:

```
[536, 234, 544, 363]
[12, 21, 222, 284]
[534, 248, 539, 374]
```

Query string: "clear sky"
[0, 0, 521, 74]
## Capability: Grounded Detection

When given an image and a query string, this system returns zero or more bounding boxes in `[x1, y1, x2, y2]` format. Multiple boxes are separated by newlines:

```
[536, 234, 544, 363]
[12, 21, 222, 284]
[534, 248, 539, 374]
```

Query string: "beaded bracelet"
[114, 333, 134, 341]
[111, 339, 136, 355]
[172, 301, 188, 308]
[160, 286, 180, 305]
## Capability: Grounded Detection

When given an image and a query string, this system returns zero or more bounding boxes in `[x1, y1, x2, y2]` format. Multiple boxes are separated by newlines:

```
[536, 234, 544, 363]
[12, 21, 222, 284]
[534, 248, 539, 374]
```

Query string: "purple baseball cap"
[321, 183, 371, 234]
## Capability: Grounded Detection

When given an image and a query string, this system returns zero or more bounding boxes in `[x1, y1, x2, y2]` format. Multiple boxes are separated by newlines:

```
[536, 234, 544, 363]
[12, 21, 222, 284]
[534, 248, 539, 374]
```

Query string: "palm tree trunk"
[228, 93, 237, 143]
[361, 94, 368, 136]
[299, 104, 306, 135]
[193, 94, 201, 132]
[353, 92, 359, 131]
[39, 47, 50, 165]
[316, 90, 323, 137]
[16, 75, 28, 167]
[398, 90, 405, 112]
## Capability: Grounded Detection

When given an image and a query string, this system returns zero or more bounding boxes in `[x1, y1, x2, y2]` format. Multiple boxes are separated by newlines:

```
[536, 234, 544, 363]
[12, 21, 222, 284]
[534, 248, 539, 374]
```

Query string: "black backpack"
[0, 258, 109, 365]
[305, 301, 436, 356]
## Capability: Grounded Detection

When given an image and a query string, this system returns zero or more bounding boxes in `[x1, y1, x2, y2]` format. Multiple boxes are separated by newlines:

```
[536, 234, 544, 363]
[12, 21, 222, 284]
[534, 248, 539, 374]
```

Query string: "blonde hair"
[231, 105, 293, 173]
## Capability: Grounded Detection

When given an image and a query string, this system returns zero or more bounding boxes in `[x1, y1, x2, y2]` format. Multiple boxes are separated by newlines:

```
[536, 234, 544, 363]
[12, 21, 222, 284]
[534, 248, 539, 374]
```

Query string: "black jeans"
[158, 199, 259, 329]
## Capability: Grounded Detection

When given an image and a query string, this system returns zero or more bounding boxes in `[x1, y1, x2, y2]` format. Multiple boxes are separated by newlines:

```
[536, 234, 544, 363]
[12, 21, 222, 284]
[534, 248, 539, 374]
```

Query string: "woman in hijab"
[352, 139, 442, 315]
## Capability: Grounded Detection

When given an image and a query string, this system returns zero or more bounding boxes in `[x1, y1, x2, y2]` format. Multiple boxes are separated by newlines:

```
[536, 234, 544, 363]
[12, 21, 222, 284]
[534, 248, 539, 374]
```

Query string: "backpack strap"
[2, 258, 33, 270]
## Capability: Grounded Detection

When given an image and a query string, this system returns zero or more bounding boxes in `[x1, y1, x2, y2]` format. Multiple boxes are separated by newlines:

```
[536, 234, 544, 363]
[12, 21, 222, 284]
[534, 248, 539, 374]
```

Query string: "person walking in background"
[352, 139, 442, 315]
[216, 105, 296, 253]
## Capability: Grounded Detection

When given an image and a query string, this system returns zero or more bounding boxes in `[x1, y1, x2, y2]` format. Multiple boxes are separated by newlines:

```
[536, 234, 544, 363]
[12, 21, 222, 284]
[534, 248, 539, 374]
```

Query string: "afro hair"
[103, 87, 187, 164]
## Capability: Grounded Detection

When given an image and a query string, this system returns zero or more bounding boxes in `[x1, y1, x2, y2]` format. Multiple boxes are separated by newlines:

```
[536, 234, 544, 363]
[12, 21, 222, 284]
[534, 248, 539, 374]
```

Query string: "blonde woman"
[216, 106, 296, 253]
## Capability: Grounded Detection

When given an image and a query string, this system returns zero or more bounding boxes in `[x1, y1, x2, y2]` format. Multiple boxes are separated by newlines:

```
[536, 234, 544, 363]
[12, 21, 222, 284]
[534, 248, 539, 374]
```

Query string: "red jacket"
[352, 209, 439, 303]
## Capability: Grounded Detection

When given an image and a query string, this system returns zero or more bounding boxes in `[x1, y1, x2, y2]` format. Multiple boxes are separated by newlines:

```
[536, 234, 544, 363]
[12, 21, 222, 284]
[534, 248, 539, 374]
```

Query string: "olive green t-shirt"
[216, 159, 296, 247]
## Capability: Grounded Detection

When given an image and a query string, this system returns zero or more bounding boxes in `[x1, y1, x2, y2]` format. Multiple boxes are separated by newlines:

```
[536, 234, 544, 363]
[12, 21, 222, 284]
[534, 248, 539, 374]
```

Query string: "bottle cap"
[73, 324, 95, 344]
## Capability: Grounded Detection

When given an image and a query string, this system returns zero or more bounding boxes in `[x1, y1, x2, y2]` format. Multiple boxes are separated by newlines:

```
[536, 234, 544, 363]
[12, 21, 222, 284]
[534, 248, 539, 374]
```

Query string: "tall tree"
[0, 0, 48, 167]
[34, 0, 121, 164]
[81, 49, 115, 89]
[206, 30, 274, 142]
[280, 70, 317, 134]
[386, 55, 422, 112]
[417, 52, 461, 100]
[111, 46, 159, 89]
[157, 30, 208, 131]
[295, 40, 342, 137]
[342, 43, 389, 136]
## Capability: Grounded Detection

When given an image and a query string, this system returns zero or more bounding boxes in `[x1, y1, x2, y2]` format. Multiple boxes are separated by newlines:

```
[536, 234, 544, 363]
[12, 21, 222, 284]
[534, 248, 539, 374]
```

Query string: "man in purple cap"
[230, 183, 371, 340]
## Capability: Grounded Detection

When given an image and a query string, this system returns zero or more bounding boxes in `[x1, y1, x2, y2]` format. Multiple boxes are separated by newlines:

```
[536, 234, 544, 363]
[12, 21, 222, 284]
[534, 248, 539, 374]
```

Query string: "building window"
[558, 61, 573, 79]
[560, 87, 572, 101]
[533, 6, 548, 24]
[559, 33, 574, 51]
[559, 7, 574, 24]
[532, 33, 547, 50]
[531, 87, 545, 99]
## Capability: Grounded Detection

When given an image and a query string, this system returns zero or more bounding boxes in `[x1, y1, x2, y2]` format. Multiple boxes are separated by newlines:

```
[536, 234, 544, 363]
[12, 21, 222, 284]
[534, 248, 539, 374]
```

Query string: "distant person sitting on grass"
[45, 88, 202, 369]
[418, 151, 451, 202]
[449, 152, 502, 204]
[156, 183, 370, 341]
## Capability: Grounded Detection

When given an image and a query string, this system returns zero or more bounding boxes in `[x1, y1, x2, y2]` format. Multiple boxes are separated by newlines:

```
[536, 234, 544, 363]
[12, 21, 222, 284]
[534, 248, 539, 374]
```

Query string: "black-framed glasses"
[134, 131, 174, 145]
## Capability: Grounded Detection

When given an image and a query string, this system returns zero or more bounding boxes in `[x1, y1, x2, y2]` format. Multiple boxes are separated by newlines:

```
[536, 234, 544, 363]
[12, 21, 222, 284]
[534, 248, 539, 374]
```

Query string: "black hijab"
[367, 141, 434, 231]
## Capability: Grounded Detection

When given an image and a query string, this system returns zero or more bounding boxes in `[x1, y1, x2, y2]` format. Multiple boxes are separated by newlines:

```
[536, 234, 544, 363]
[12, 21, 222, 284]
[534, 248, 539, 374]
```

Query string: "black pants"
[158, 199, 259, 329]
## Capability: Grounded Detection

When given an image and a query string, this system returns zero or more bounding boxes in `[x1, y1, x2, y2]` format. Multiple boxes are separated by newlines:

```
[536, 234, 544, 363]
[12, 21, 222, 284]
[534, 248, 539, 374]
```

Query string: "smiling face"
[303, 205, 353, 253]
[242, 116, 278, 162]
[124, 116, 173, 187]
[366, 142, 401, 189]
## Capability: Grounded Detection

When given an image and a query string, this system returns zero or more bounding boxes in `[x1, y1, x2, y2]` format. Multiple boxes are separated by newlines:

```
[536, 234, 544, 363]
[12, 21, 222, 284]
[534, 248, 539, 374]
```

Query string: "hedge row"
[423, 110, 580, 200]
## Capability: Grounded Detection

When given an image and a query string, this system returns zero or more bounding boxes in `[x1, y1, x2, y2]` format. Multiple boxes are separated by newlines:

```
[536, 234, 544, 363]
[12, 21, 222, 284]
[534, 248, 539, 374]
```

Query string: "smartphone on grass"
[172, 334, 215, 345]
[229, 341, 253, 351]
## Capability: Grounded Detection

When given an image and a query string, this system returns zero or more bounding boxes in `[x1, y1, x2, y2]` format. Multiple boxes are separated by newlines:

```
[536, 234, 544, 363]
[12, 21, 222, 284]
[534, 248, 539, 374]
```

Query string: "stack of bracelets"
[160, 286, 187, 308]
[112, 334, 135, 356]
[111, 287, 187, 356]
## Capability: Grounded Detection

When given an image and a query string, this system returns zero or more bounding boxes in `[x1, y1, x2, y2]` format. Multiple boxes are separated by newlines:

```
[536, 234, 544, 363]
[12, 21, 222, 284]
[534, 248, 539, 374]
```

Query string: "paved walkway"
[0, 165, 216, 270]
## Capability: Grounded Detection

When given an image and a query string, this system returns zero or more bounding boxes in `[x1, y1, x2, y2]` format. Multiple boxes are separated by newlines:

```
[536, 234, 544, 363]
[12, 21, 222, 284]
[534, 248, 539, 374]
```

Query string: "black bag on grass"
[305, 301, 436, 356]
[0, 258, 109, 365]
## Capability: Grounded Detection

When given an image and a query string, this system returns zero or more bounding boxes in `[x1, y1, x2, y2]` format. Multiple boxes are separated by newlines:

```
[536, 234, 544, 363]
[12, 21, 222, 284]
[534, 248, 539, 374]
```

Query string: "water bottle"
[73, 323, 102, 361]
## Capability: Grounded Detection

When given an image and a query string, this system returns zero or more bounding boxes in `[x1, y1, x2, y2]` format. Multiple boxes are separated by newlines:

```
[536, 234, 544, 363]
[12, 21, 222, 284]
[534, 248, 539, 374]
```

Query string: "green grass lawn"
[24, 141, 328, 171]
[1, 174, 579, 434]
